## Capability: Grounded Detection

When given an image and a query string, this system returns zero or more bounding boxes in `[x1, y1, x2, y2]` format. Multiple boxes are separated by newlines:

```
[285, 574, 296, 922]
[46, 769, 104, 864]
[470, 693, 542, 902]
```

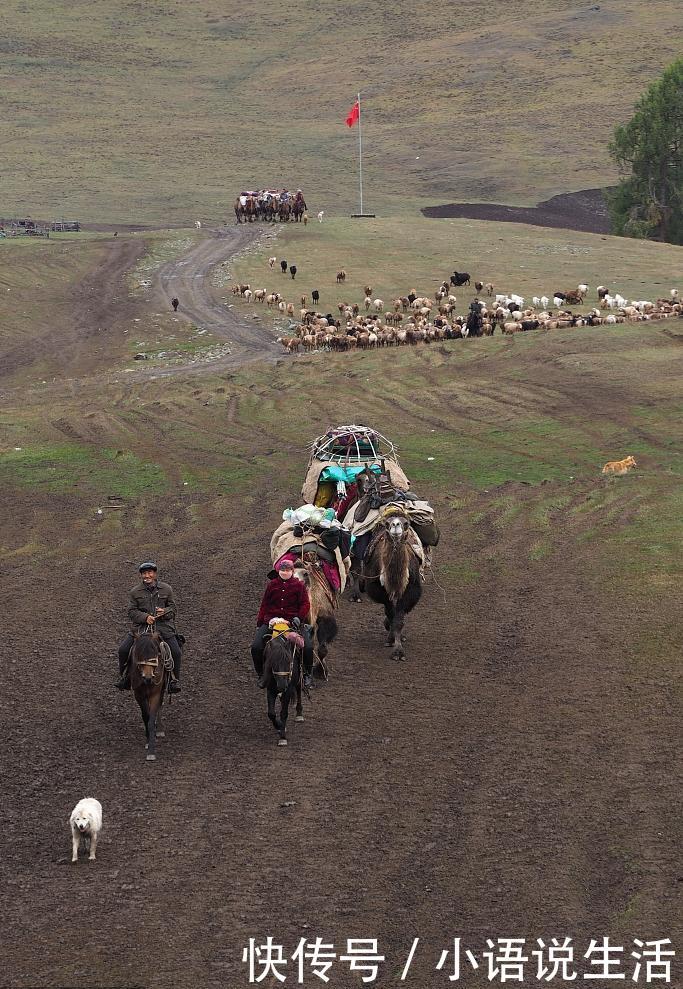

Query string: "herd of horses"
[234, 192, 307, 224]
[126, 460, 429, 756]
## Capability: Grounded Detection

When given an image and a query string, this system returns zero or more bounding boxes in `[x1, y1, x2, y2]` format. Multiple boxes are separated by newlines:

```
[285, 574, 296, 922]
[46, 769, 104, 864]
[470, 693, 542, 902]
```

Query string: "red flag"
[345, 100, 360, 127]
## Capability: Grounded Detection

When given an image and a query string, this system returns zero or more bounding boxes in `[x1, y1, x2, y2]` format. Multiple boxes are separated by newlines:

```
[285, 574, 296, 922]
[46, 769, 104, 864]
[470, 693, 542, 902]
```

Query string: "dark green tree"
[608, 59, 683, 244]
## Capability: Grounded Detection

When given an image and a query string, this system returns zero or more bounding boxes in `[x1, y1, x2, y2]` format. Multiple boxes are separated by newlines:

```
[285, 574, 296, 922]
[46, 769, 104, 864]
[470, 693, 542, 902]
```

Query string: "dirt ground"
[1, 226, 680, 989]
[422, 189, 612, 234]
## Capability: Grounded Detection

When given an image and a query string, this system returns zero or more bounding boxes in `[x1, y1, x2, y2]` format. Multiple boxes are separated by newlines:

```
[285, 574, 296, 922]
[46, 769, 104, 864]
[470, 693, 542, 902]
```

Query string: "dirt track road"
[155, 225, 279, 363]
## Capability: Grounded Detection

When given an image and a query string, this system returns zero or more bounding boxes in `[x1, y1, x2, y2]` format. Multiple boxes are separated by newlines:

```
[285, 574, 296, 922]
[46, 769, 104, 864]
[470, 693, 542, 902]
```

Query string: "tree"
[608, 59, 683, 244]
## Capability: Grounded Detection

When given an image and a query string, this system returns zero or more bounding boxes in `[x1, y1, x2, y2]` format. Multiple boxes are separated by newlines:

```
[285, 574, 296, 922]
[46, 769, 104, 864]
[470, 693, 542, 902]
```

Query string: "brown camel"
[359, 513, 422, 661]
[293, 556, 338, 669]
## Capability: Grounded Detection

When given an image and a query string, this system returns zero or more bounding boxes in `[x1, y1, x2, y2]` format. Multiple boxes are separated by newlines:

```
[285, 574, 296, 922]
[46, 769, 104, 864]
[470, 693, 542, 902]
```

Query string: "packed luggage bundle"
[270, 504, 353, 594]
[302, 424, 410, 507]
[343, 494, 440, 550]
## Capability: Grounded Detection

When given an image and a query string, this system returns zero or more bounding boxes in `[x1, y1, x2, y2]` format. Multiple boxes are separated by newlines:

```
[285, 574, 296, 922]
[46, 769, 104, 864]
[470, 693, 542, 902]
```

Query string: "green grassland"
[229, 215, 683, 322]
[2, 0, 682, 223]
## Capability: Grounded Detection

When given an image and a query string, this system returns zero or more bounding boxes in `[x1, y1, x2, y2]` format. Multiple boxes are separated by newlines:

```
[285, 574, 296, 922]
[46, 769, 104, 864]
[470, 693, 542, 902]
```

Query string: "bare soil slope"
[422, 188, 613, 233]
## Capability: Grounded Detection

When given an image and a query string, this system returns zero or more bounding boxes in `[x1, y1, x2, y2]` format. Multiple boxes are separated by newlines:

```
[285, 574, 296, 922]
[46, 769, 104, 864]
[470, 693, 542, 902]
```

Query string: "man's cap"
[139, 561, 158, 572]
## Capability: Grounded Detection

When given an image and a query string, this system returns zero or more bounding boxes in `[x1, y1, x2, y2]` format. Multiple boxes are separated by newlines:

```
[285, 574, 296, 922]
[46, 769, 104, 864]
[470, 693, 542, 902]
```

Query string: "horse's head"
[132, 631, 162, 685]
[356, 466, 377, 496]
[264, 635, 294, 696]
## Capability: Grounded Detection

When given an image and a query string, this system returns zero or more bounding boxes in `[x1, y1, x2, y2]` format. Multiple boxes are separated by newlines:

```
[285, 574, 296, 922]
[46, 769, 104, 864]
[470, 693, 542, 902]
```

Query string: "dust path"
[153, 225, 279, 364]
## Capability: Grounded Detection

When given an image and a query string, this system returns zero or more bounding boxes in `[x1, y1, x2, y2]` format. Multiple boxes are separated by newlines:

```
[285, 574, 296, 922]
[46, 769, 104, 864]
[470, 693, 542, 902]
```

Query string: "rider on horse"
[115, 562, 182, 693]
[252, 558, 314, 688]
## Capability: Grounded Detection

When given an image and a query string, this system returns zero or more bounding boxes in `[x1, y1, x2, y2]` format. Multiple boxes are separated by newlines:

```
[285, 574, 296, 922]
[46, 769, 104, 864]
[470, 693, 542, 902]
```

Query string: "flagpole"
[357, 91, 363, 214]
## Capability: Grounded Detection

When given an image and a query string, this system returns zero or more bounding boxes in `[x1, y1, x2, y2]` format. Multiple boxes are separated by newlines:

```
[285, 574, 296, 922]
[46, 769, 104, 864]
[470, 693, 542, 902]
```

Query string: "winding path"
[153, 225, 280, 366]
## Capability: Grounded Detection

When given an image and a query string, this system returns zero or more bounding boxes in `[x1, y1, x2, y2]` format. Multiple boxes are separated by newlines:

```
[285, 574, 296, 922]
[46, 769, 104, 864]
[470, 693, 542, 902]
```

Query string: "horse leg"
[139, 695, 150, 741]
[278, 691, 291, 745]
[146, 692, 160, 761]
[267, 689, 282, 735]
[156, 677, 166, 737]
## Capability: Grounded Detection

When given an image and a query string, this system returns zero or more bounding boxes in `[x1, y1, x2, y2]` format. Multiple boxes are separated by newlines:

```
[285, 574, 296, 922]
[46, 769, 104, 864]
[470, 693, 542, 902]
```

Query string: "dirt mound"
[422, 187, 613, 234]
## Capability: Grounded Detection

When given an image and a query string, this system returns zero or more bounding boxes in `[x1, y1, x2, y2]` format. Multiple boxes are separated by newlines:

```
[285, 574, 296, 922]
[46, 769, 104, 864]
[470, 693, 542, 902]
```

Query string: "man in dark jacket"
[251, 558, 314, 687]
[115, 562, 182, 693]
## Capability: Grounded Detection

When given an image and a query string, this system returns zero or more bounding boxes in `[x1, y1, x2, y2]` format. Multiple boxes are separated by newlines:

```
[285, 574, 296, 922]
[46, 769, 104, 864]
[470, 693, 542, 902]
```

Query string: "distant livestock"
[450, 270, 471, 287]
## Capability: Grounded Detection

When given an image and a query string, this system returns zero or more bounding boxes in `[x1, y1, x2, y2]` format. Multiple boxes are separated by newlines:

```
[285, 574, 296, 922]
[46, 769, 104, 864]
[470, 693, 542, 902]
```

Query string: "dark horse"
[292, 193, 307, 222]
[129, 631, 170, 761]
[261, 632, 304, 745]
[466, 301, 484, 337]
[359, 513, 423, 661]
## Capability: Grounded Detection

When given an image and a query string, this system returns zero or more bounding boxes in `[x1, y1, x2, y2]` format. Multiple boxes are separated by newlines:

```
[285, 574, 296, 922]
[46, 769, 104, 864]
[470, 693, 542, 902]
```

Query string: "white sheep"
[553, 296, 563, 308]
[578, 283, 588, 295]
[317, 211, 324, 223]
[671, 289, 679, 299]
[540, 295, 549, 309]
[268, 256, 277, 268]
[195, 220, 202, 229]
[373, 299, 384, 312]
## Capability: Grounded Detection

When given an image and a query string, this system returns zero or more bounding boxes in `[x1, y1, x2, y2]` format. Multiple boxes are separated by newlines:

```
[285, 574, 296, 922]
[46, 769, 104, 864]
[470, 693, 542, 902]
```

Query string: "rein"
[133, 628, 170, 689]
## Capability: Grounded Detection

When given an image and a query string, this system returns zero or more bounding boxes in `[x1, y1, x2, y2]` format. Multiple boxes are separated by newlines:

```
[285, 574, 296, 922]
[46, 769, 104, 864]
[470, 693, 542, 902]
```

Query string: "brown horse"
[293, 556, 338, 669]
[234, 197, 257, 223]
[292, 194, 307, 222]
[129, 631, 170, 761]
[359, 513, 423, 661]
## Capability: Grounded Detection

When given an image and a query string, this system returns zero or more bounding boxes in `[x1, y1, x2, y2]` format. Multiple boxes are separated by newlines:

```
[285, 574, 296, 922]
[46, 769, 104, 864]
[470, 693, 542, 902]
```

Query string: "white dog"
[70, 798, 102, 862]
[317, 211, 324, 223]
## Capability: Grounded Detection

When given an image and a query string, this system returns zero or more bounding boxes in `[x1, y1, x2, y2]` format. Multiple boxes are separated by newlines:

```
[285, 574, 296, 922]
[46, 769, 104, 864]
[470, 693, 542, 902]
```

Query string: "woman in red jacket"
[251, 558, 314, 687]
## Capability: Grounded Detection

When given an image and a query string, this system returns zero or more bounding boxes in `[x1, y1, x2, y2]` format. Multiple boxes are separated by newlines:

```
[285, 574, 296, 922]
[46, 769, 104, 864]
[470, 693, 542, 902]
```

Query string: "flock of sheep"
[228, 263, 682, 353]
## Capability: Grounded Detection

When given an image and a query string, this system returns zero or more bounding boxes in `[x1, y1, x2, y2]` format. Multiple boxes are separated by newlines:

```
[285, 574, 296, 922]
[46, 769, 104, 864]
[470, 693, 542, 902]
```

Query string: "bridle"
[134, 626, 165, 686]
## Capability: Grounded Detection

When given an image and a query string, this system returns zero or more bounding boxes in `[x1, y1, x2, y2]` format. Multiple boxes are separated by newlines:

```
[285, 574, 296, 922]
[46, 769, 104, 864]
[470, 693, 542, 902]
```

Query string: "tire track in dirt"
[154, 226, 279, 361]
[0, 238, 143, 381]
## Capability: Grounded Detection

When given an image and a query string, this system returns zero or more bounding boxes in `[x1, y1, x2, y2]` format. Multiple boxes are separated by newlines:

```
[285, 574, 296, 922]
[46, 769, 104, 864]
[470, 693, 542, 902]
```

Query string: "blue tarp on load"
[318, 463, 382, 484]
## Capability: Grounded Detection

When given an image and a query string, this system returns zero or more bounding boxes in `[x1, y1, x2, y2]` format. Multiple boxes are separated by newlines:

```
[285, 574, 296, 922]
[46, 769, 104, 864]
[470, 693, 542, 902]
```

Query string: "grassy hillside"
[2, 0, 682, 222]
[227, 216, 683, 329]
[1, 223, 681, 602]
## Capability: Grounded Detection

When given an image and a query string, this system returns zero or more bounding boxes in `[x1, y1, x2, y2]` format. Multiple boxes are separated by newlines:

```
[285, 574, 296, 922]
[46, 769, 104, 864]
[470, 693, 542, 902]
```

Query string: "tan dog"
[601, 455, 637, 475]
